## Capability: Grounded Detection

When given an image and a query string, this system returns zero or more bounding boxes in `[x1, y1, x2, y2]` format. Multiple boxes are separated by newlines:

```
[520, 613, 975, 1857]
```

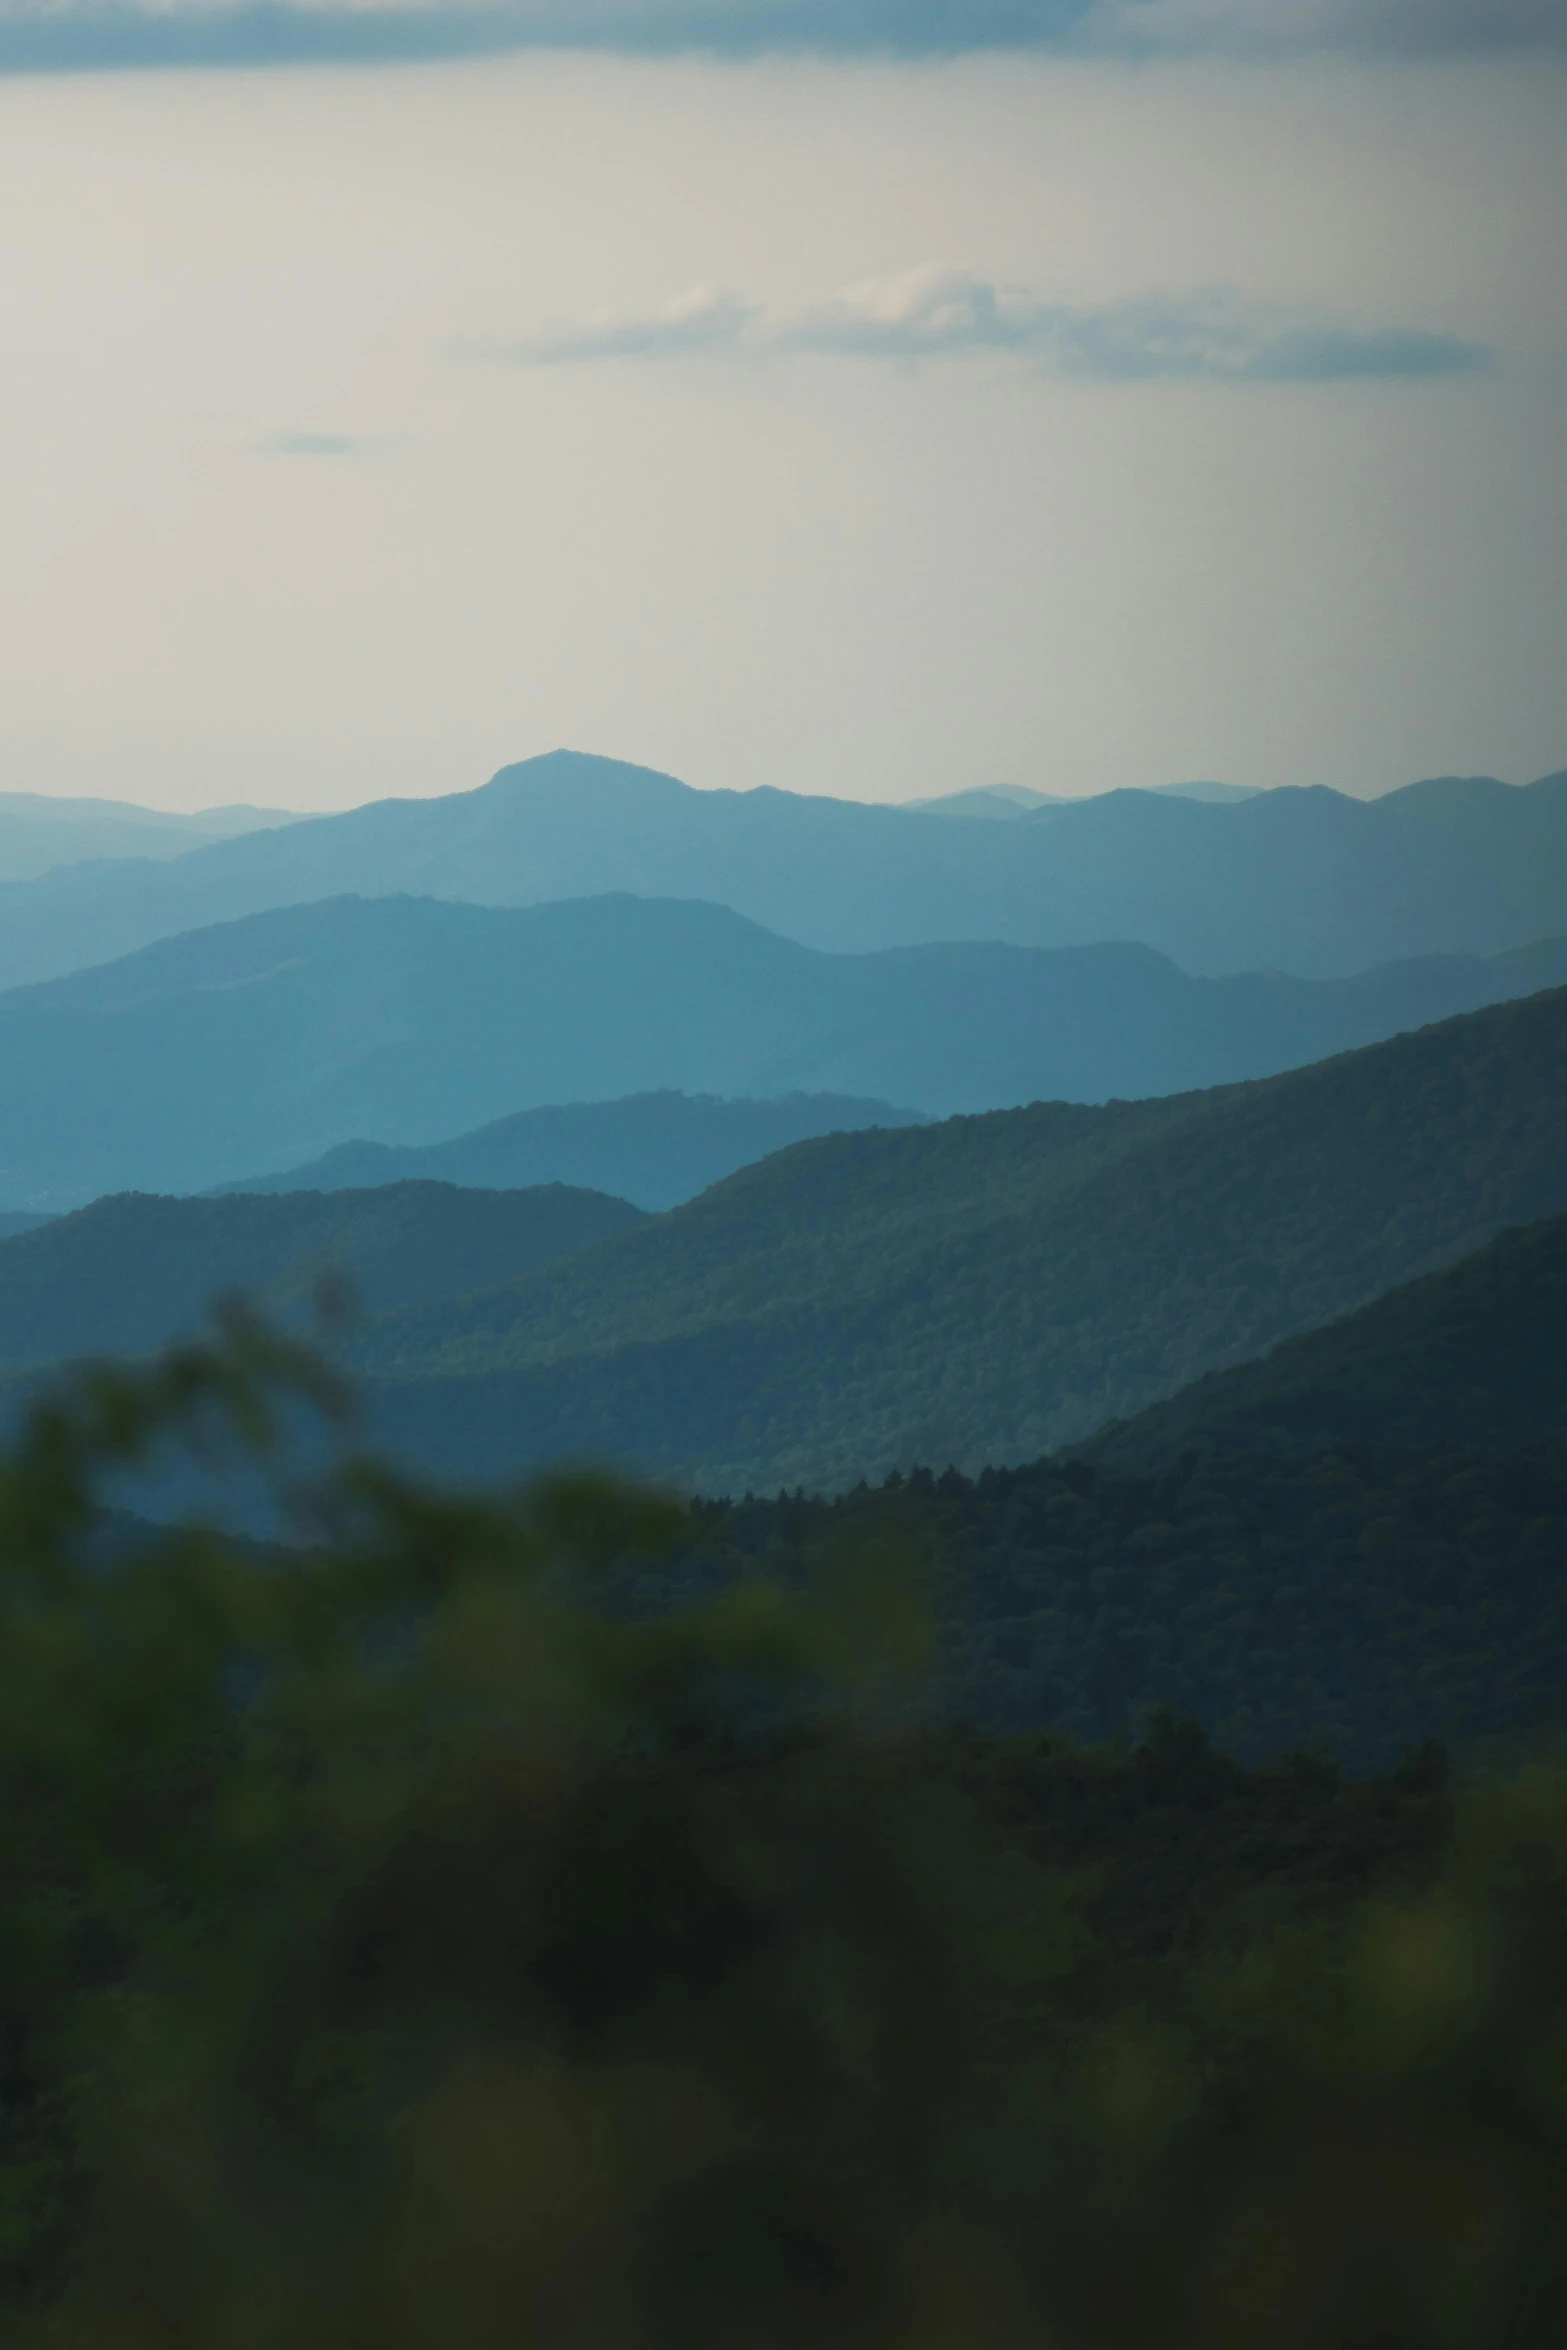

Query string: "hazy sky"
[1, 1, 1563, 810]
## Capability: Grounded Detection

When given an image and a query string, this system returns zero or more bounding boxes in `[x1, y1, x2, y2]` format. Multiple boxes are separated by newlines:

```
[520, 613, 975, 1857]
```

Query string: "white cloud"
[485, 266, 1488, 383]
[486, 284, 760, 364]
[263, 428, 361, 455]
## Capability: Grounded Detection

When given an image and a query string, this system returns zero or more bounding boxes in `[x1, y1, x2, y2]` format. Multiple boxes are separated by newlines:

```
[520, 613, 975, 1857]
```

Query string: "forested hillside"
[691, 1418, 1567, 1771]
[664, 1209, 1567, 1768]
[0, 1183, 644, 1369]
[1082, 1210, 1567, 1470]
[1, 750, 1566, 989]
[4, 885, 1566, 1208]
[220, 1090, 929, 1211]
[358, 985, 1567, 1495]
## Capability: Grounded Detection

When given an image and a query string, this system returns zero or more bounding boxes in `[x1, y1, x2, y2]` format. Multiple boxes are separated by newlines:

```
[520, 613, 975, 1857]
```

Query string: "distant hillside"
[0, 1212, 50, 1242]
[3, 889, 1566, 1209]
[222, 1091, 930, 1213]
[902, 781, 1260, 815]
[900, 785, 1065, 817]
[0, 790, 295, 883]
[1081, 1212, 1567, 1471]
[0, 1183, 645, 1370]
[355, 986, 1567, 1497]
[0, 750, 1564, 988]
[1146, 780, 1263, 804]
[652, 1206, 1567, 1767]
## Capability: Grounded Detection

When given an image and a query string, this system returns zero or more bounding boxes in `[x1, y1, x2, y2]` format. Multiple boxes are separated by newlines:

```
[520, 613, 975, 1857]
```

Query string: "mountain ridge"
[350, 984, 1567, 1496]
[0, 749, 1564, 988]
[218, 1090, 931, 1213]
[4, 887, 1566, 1209]
[0, 1181, 646, 1371]
[0, 790, 297, 883]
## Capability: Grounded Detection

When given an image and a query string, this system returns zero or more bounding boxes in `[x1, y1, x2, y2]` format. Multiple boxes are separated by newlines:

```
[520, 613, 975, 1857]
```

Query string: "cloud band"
[0, 0, 1560, 76]
[485, 268, 1488, 385]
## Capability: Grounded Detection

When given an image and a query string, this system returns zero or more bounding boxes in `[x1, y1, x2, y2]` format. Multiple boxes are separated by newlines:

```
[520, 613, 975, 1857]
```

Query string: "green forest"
[0, 1183, 645, 1371]
[360, 984, 1567, 1495]
[658, 1212, 1567, 1769]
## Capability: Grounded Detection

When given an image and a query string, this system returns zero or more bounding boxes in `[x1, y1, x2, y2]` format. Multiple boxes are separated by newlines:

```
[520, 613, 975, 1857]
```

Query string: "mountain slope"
[0, 1183, 646, 1371]
[685, 1205, 1567, 1767]
[353, 985, 1567, 1495]
[0, 1213, 49, 1243]
[0, 751, 1565, 987]
[0, 791, 295, 883]
[3, 889, 1566, 1209]
[220, 1091, 930, 1213]
[1079, 1210, 1567, 1470]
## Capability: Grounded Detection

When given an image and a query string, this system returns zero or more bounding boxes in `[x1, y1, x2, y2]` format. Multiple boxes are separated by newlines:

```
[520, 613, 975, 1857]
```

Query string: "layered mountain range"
[6, 986, 1563, 1504]
[3, 890, 1565, 1209]
[350, 983, 1567, 1494]
[219, 1091, 931, 1214]
[2, 795, 1563, 1767]
[0, 789, 294, 884]
[2, 752, 1566, 991]
[4, 748, 1566, 1590]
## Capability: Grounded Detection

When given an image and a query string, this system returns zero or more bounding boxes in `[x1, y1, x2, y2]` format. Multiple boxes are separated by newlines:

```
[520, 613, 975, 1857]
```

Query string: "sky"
[0, 0, 1563, 812]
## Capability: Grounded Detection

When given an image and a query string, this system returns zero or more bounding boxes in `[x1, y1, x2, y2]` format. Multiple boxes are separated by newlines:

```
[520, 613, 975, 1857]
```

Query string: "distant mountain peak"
[1146, 781, 1262, 804]
[481, 748, 695, 801]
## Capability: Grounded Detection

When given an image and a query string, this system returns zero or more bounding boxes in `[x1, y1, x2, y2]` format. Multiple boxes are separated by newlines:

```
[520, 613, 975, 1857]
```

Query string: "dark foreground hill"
[674, 1213, 1567, 1769]
[0, 1183, 644, 1370]
[1, 750, 1566, 989]
[357, 985, 1567, 1497]
[3, 888, 1566, 1208]
[694, 1393, 1567, 1773]
[219, 1091, 930, 1213]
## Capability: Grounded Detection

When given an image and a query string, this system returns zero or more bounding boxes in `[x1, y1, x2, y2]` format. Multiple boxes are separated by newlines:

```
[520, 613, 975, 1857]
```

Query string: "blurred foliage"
[1, 1327, 1567, 2346]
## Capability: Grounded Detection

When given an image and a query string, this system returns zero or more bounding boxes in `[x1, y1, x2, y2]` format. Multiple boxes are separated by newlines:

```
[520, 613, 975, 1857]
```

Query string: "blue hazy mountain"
[220, 1091, 931, 1213]
[0, 752, 1563, 988]
[899, 784, 1066, 816]
[901, 780, 1259, 815]
[0, 1182, 646, 1371]
[0, 789, 296, 883]
[2, 892, 1566, 1209]
[0, 1213, 50, 1242]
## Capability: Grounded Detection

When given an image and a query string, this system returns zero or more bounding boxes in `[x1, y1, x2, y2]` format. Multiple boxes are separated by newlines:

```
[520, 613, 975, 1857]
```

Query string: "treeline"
[685, 1438, 1567, 1772]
